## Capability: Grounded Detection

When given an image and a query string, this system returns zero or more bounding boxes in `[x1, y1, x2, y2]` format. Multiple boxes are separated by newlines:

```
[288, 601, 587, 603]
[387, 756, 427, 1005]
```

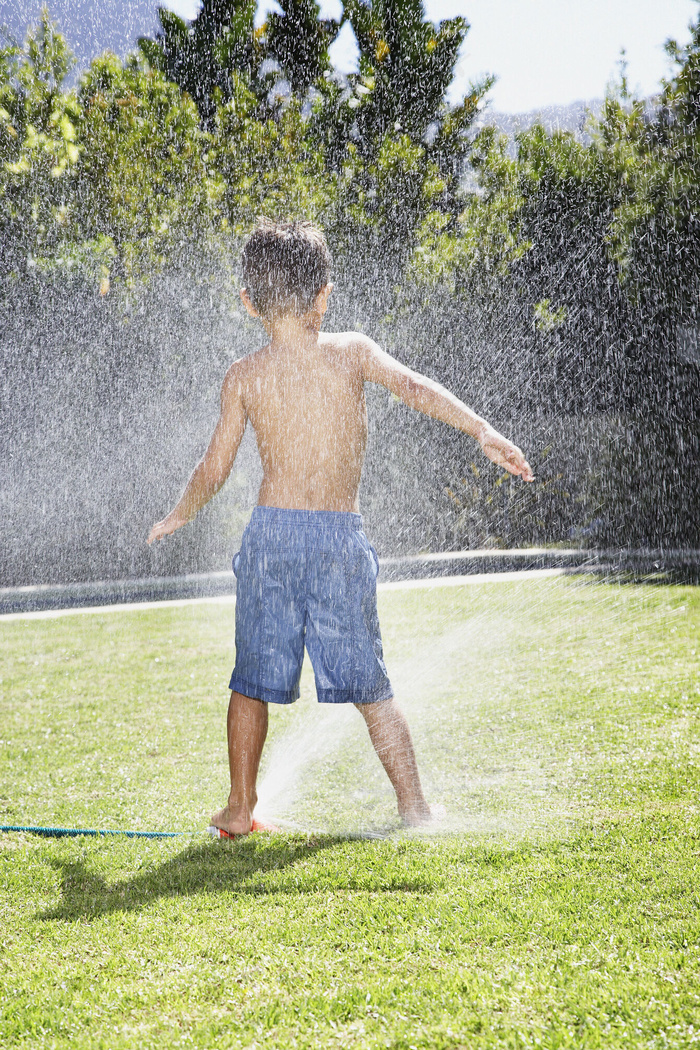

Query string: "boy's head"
[241, 219, 332, 320]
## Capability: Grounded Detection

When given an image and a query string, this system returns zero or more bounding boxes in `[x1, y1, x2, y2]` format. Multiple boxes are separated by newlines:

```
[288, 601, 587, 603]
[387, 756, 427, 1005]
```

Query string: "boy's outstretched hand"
[147, 511, 189, 545]
[478, 425, 535, 482]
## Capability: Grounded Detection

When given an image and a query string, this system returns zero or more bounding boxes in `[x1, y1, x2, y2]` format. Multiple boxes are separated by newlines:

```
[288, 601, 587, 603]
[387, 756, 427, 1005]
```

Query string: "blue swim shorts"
[228, 506, 393, 705]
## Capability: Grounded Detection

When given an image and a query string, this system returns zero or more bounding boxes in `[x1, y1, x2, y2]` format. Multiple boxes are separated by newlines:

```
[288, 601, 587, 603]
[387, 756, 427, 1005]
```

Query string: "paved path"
[0, 568, 565, 622]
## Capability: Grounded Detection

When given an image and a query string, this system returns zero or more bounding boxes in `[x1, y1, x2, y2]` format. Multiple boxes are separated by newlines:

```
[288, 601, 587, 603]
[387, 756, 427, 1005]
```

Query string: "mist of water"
[254, 577, 557, 837]
[6, 245, 694, 593]
[250, 570, 694, 840]
[3, 1, 699, 857]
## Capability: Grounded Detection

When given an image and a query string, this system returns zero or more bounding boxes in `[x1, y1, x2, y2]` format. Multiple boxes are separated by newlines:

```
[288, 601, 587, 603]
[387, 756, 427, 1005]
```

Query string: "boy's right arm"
[147, 363, 248, 544]
[358, 336, 534, 482]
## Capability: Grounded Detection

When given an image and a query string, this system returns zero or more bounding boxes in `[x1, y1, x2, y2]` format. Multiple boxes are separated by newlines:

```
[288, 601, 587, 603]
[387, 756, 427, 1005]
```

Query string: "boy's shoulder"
[317, 330, 380, 360]
[224, 331, 381, 383]
[220, 342, 275, 391]
[318, 333, 386, 383]
[318, 330, 379, 352]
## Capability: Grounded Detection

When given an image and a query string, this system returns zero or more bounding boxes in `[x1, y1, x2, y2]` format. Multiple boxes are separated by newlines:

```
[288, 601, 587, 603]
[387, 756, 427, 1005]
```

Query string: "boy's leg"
[210, 690, 268, 836]
[355, 697, 432, 825]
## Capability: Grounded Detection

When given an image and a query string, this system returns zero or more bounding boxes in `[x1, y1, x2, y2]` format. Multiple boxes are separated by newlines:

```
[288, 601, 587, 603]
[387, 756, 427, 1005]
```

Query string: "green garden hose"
[0, 824, 183, 839]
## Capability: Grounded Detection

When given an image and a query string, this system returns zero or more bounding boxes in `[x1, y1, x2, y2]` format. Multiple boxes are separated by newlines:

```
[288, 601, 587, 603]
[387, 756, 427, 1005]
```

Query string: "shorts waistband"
[251, 506, 363, 530]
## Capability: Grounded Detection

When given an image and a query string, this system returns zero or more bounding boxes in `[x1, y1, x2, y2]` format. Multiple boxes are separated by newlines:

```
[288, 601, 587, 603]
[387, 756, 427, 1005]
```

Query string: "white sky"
[169, 0, 698, 113]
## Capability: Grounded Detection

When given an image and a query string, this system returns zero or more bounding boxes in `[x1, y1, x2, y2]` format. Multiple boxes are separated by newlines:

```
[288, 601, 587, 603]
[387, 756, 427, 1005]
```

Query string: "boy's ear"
[314, 283, 333, 316]
[240, 288, 259, 317]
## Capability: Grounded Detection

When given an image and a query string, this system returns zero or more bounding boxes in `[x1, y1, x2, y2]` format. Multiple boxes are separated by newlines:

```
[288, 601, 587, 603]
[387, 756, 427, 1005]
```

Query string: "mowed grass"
[1, 576, 698, 1049]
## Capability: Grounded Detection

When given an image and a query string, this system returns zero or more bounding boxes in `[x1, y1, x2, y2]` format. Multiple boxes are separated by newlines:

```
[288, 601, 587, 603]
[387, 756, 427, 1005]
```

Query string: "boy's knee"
[354, 700, 374, 721]
[355, 697, 394, 720]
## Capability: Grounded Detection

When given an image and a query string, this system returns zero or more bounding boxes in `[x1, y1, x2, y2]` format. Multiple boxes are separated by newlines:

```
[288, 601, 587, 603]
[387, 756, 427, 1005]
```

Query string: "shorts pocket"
[352, 533, 380, 581]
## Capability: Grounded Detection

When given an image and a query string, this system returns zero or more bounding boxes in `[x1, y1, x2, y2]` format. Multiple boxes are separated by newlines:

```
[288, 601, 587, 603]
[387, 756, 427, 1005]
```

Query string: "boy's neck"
[265, 312, 322, 350]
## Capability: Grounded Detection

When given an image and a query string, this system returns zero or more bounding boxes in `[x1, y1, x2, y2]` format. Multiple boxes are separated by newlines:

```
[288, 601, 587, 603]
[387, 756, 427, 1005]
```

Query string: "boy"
[148, 220, 533, 837]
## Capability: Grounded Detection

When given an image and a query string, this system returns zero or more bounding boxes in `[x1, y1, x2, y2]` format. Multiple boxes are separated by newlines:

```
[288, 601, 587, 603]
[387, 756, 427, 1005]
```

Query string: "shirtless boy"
[148, 219, 533, 836]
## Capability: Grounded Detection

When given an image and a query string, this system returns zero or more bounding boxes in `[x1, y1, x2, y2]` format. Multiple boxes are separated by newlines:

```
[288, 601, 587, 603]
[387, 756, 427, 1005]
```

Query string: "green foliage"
[8, 0, 700, 317]
[0, 10, 83, 280]
[0, 0, 477, 277]
[140, 0, 340, 126]
[449, 11, 700, 334]
[608, 9, 700, 317]
[211, 78, 335, 234]
[0, 14, 218, 287]
[0, 10, 338, 288]
[266, 0, 339, 96]
[75, 53, 216, 281]
[406, 126, 529, 295]
[313, 0, 490, 262]
[533, 298, 567, 332]
[330, 132, 443, 271]
[138, 0, 265, 127]
[342, 0, 470, 143]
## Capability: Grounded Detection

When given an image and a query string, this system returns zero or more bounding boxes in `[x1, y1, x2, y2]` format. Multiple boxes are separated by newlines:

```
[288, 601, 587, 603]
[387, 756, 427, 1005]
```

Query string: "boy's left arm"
[359, 336, 534, 482]
[147, 364, 247, 544]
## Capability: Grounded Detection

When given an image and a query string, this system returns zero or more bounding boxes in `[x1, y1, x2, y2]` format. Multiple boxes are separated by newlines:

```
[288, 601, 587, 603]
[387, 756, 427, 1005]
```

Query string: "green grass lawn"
[1, 576, 699, 1049]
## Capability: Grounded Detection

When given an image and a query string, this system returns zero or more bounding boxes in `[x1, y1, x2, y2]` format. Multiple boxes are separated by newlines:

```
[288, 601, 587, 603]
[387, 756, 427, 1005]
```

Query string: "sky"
[170, 0, 698, 113]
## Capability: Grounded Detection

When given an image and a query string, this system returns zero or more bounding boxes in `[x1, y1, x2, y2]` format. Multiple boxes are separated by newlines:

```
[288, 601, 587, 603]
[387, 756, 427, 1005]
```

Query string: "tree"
[0, 8, 226, 290]
[610, 10, 700, 321]
[341, 0, 472, 144]
[140, 0, 340, 126]
[138, 0, 264, 127]
[265, 0, 339, 96]
[0, 8, 81, 281]
[314, 0, 491, 275]
[75, 52, 216, 282]
[401, 51, 700, 548]
[211, 75, 336, 235]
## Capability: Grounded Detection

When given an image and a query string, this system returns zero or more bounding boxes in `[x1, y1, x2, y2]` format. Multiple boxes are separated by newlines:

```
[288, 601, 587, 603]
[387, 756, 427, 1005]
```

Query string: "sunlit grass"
[1, 577, 698, 1049]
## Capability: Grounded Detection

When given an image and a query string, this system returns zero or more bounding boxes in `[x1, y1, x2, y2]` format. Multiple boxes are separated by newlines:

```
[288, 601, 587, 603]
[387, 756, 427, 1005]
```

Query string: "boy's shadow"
[40, 829, 431, 922]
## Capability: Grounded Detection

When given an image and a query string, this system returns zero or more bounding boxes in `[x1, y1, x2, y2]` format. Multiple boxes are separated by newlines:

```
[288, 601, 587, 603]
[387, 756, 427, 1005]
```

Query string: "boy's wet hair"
[241, 219, 332, 318]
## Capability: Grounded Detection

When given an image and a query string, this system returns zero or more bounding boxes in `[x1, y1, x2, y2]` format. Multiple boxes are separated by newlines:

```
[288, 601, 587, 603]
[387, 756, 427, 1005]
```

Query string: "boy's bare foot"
[209, 805, 253, 837]
[209, 808, 281, 838]
[401, 803, 447, 828]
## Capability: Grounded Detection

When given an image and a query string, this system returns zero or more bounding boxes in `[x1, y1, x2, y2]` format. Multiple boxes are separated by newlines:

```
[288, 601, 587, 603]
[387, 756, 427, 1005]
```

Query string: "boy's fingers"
[518, 454, 534, 480]
[147, 521, 168, 544]
[512, 459, 534, 481]
[148, 515, 188, 543]
[505, 447, 535, 481]
[481, 437, 534, 481]
[494, 449, 534, 482]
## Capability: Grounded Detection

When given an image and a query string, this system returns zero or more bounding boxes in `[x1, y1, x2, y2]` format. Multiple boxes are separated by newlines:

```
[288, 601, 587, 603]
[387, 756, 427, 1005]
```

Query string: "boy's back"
[233, 331, 368, 513]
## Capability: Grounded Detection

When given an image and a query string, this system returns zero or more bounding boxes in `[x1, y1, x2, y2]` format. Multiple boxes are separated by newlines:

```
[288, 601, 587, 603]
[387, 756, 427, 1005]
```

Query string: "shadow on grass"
[39, 831, 436, 922]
